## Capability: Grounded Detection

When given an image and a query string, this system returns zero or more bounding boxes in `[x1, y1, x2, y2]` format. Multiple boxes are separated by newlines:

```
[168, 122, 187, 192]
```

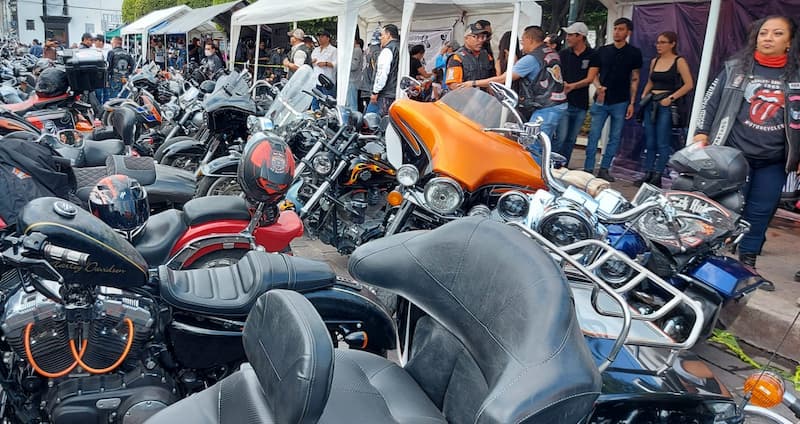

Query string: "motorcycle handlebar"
[42, 244, 89, 267]
[597, 198, 669, 224]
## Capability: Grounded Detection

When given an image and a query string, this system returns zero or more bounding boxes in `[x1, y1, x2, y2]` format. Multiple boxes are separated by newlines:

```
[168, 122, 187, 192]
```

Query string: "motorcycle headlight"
[497, 191, 530, 221]
[423, 177, 463, 215]
[537, 199, 596, 247]
[312, 154, 333, 175]
[396, 164, 419, 187]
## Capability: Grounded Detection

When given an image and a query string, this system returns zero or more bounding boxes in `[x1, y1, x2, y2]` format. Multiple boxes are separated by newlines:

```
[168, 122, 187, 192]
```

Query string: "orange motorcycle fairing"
[388, 98, 545, 193]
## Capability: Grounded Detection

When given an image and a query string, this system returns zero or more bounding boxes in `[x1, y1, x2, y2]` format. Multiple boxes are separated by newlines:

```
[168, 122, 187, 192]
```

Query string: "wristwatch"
[472, 80, 477, 88]
[669, 96, 675, 102]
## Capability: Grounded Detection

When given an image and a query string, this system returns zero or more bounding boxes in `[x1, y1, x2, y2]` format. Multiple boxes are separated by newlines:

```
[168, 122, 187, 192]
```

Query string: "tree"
[540, 0, 607, 43]
[122, 0, 178, 23]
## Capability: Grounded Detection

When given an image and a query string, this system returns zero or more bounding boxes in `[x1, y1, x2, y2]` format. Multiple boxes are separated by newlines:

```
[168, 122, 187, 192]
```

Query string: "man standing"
[445, 21, 495, 90]
[582, 17, 642, 181]
[282, 28, 312, 79]
[107, 37, 132, 99]
[201, 41, 224, 79]
[311, 29, 337, 100]
[556, 22, 597, 164]
[93, 35, 111, 103]
[79, 33, 93, 49]
[472, 26, 566, 139]
[29, 39, 43, 57]
[188, 38, 201, 64]
[369, 24, 400, 116]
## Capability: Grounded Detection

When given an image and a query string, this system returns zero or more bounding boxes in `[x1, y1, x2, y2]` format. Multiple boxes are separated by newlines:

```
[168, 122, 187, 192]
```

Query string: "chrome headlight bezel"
[496, 190, 531, 221]
[536, 198, 598, 248]
[423, 177, 464, 215]
[311, 153, 333, 175]
[396, 164, 419, 187]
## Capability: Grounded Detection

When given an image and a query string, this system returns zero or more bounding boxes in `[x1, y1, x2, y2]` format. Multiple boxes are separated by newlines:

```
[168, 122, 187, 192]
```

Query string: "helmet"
[33, 58, 54, 76]
[88, 175, 150, 241]
[668, 144, 749, 199]
[238, 133, 295, 204]
[35, 67, 69, 97]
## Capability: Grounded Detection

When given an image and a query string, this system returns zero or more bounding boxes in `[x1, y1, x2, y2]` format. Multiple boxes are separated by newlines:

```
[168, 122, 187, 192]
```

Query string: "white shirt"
[290, 42, 307, 67]
[311, 44, 337, 81]
[372, 47, 394, 94]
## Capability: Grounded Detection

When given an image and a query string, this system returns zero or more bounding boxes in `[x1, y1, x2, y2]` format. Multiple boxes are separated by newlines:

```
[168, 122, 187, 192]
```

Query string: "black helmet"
[238, 133, 295, 204]
[33, 58, 54, 76]
[35, 67, 69, 97]
[88, 175, 150, 241]
[668, 144, 749, 198]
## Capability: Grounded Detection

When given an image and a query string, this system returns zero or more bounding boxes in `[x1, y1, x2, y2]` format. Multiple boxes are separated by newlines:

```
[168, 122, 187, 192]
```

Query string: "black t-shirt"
[728, 65, 786, 163]
[410, 57, 423, 79]
[590, 43, 643, 105]
[559, 46, 595, 109]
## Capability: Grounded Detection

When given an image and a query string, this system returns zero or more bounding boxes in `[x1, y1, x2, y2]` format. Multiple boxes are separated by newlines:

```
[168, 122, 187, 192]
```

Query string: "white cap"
[562, 22, 589, 36]
[288, 28, 306, 40]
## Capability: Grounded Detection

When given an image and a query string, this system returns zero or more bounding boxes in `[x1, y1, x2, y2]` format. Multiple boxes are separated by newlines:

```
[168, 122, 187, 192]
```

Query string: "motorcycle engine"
[316, 189, 387, 255]
[0, 281, 175, 423]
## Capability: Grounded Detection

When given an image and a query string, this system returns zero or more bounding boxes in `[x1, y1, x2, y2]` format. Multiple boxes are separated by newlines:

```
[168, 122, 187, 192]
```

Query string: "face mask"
[178, 44, 184, 49]
[204, 49, 213, 57]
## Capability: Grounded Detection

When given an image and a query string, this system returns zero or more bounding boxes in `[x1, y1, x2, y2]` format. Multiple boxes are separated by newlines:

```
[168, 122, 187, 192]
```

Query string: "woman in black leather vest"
[694, 16, 800, 290]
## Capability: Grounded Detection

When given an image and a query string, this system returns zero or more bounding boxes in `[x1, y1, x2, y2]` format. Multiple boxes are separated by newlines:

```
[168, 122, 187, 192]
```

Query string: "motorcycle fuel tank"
[17, 197, 148, 288]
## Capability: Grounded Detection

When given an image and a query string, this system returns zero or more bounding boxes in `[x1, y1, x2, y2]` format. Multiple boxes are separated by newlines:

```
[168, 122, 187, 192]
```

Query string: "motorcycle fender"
[685, 255, 766, 299]
[198, 153, 240, 178]
[168, 220, 253, 268]
[304, 282, 397, 355]
[157, 137, 205, 163]
[252, 211, 304, 252]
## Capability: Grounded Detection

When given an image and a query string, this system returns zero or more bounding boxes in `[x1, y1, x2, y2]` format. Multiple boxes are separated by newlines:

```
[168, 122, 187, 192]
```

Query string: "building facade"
[6, 0, 121, 45]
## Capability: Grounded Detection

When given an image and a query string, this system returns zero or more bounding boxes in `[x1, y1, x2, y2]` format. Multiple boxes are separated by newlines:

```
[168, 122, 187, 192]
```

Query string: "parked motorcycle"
[0, 196, 395, 423]
[145, 215, 745, 423]
[382, 79, 546, 237]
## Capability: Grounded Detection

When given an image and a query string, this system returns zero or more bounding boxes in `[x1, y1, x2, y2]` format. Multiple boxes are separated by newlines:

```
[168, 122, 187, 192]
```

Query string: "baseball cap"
[81, 32, 93, 41]
[316, 29, 332, 38]
[467, 21, 490, 35]
[562, 22, 589, 36]
[288, 28, 306, 40]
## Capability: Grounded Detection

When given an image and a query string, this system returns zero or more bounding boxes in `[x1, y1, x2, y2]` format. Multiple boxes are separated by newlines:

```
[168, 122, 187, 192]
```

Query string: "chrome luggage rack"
[507, 222, 705, 372]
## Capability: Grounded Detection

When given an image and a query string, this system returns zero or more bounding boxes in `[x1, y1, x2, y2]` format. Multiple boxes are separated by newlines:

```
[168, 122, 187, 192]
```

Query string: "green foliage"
[296, 17, 338, 40]
[178, 0, 212, 8]
[122, 0, 180, 23]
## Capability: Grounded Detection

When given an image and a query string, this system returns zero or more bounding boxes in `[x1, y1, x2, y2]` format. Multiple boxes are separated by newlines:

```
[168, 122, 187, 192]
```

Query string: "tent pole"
[505, 2, 520, 89]
[687, 0, 721, 143]
[253, 28, 261, 86]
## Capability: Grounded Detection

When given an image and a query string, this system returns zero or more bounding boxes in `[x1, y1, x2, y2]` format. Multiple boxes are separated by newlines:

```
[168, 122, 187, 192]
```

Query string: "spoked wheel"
[196, 176, 242, 197]
[186, 249, 248, 269]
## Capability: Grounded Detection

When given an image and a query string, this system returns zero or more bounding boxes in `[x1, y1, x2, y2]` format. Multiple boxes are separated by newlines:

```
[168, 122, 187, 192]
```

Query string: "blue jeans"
[311, 84, 336, 110]
[346, 83, 359, 110]
[555, 104, 587, 164]
[530, 103, 567, 142]
[740, 161, 786, 255]
[584, 101, 628, 171]
[642, 103, 674, 173]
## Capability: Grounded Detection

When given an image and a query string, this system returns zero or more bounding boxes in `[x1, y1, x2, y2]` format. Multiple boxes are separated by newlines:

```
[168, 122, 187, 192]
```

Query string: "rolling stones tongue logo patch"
[744, 80, 785, 130]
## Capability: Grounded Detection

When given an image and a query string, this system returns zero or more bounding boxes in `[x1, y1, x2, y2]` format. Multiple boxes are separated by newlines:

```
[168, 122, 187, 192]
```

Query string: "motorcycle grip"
[43, 244, 90, 267]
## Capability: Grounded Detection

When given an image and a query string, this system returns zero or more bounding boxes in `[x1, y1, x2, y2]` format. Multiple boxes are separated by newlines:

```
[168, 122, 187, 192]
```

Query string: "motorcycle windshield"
[203, 71, 257, 115]
[265, 65, 315, 128]
[438, 88, 505, 129]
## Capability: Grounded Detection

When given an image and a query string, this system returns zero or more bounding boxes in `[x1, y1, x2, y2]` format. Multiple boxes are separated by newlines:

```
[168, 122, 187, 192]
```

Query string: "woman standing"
[695, 16, 800, 290]
[636, 31, 694, 187]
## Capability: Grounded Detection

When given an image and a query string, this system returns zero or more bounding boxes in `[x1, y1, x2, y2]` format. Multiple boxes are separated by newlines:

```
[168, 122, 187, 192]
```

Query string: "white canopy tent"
[122, 5, 192, 61]
[229, 0, 541, 104]
[598, 0, 721, 140]
[150, 1, 244, 37]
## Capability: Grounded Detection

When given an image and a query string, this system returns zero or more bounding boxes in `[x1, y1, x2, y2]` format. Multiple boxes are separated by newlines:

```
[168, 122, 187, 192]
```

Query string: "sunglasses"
[468, 33, 488, 40]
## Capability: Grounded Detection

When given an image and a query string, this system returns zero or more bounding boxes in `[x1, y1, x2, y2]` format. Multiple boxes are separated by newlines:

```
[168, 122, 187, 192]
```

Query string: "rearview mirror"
[399, 76, 421, 91]
[57, 129, 84, 148]
[318, 74, 334, 91]
[489, 82, 519, 108]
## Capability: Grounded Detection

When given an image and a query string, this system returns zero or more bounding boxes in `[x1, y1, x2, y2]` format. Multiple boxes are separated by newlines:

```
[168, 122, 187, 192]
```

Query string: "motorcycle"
[484, 107, 767, 344]
[145, 214, 745, 424]
[0, 196, 395, 423]
[382, 79, 546, 237]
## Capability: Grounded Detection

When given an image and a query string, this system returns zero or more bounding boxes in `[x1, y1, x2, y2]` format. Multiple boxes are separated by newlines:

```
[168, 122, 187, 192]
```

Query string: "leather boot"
[634, 171, 653, 187]
[597, 168, 616, 182]
[648, 172, 662, 188]
[740, 253, 775, 291]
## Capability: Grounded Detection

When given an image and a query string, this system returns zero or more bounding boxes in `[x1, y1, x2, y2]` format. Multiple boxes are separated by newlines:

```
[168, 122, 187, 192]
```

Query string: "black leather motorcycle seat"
[158, 251, 336, 317]
[83, 139, 125, 167]
[347, 217, 602, 423]
[318, 349, 446, 423]
[105, 155, 156, 185]
[109, 107, 137, 145]
[135, 209, 188, 267]
[73, 166, 111, 203]
[181, 196, 251, 227]
[90, 127, 119, 141]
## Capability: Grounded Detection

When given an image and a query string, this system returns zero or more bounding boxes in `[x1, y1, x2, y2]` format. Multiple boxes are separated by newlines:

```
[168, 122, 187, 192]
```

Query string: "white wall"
[16, 0, 122, 45]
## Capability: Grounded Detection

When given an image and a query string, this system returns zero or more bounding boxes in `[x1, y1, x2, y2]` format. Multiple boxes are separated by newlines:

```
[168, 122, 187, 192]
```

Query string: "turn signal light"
[387, 190, 403, 207]
[744, 371, 784, 408]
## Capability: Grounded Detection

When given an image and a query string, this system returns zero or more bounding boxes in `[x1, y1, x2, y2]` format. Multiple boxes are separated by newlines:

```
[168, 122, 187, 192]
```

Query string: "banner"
[407, 29, 453, 73]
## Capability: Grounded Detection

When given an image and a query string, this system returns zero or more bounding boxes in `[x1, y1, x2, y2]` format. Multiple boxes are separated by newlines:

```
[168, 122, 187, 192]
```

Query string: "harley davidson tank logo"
[55, 261, 127, 274]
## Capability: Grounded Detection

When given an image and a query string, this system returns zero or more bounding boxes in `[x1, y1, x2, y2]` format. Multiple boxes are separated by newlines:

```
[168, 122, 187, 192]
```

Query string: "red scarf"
[754, 51, 787, 68]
